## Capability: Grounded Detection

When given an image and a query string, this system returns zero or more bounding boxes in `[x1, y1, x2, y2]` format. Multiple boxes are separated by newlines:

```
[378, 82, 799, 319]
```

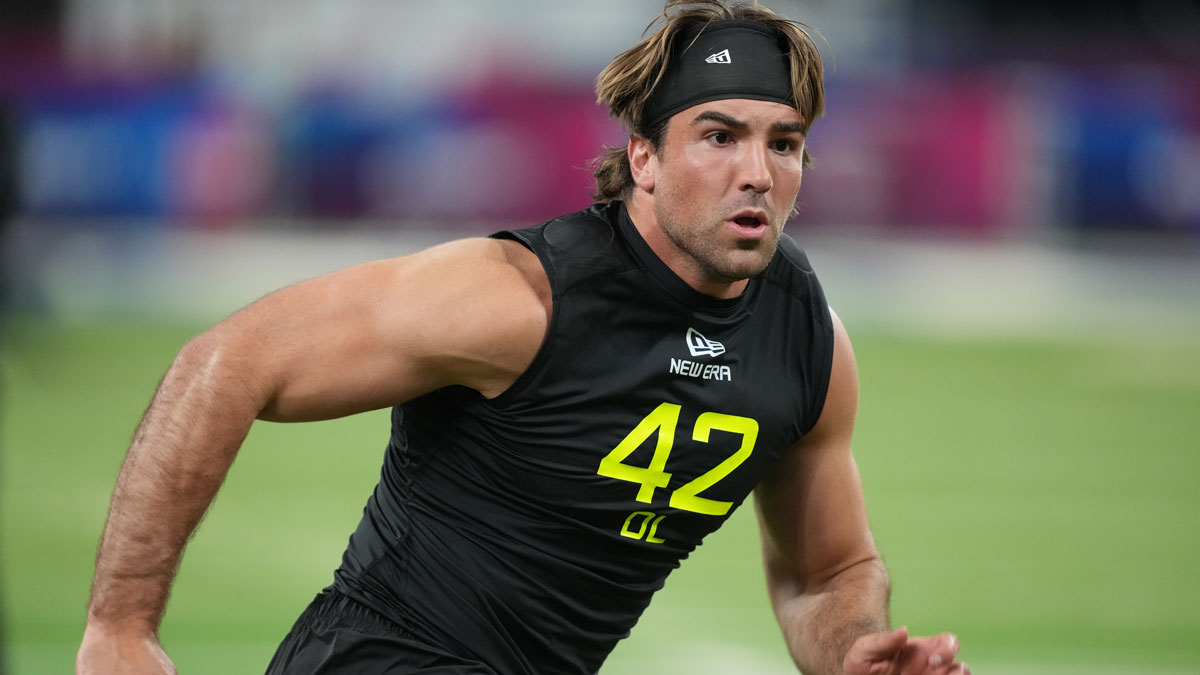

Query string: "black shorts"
[265, 589, 498, 675]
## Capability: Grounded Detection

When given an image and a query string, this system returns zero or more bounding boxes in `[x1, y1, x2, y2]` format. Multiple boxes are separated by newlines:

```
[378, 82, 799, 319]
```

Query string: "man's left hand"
[842, 626, 970, 675]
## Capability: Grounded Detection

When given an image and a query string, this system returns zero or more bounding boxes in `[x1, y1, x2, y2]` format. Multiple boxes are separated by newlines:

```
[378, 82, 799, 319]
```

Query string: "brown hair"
[591, 0, 826, 202]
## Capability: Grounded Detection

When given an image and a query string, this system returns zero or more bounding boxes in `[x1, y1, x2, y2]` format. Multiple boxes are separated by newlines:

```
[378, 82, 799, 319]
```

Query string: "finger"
[855, 626, 909, 659]
[924, 633, 960, 668]
[934, 657, 969, 675]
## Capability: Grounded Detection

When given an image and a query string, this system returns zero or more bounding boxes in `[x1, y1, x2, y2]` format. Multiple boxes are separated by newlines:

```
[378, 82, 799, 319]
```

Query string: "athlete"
[77, 2, 968, 674]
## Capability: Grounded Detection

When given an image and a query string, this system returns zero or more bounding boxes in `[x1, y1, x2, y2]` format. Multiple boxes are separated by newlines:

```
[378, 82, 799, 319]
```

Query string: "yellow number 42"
[597, 402, 759, 516]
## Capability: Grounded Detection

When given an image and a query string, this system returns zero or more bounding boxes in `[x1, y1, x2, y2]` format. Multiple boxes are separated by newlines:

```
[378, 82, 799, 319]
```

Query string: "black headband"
[641, 19, 797, 130]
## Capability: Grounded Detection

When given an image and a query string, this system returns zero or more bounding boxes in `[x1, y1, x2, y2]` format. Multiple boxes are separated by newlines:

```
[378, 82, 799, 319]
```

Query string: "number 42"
[598, 402, 759, 517]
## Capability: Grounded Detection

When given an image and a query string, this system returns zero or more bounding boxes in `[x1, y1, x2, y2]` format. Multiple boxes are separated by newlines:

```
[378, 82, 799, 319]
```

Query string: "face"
[630, 98, 806, 297]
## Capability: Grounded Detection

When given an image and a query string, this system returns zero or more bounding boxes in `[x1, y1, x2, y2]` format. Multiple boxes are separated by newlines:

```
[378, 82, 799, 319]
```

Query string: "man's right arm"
[76, 237, 551, 674]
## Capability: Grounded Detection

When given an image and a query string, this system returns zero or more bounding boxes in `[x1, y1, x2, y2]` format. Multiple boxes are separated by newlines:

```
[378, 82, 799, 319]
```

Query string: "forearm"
[770, 557, 891, 675]
[86, 333, 262, 632]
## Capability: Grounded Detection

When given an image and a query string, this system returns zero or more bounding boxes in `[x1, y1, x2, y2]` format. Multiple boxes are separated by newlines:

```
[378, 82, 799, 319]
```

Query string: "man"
[77, 2, 968, 674]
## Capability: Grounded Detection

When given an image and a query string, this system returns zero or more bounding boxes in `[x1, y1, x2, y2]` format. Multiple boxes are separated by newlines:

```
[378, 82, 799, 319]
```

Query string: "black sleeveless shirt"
[331, 201, 834, 674]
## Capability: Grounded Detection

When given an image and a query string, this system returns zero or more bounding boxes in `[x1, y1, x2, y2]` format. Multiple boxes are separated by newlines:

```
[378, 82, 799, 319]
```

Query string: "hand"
[843, 627, 969, 675]
[77, 623, 177, 675]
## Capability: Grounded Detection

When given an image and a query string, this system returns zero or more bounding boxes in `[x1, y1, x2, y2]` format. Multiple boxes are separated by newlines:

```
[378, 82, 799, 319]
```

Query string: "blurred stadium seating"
[2, 0, 1198, 234]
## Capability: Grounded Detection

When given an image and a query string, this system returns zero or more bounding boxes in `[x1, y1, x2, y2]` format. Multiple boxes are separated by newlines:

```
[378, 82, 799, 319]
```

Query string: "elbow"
[174, 329, 237, 387]
[768, 551, 889, 604]
[175, 328, 221, 368]
[182, 324, 307, 423]
[826, 554, 889, 596]
[168, 327, 272, 417]
[859, 554, 890, 599]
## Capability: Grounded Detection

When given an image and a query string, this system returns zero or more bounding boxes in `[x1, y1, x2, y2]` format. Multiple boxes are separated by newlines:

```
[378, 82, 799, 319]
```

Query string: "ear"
[628, 135, 657, 194]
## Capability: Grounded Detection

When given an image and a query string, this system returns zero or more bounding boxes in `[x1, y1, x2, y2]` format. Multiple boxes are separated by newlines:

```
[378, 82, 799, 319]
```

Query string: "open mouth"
[726, 210, 771, 242]
[729, 213, 769, 235]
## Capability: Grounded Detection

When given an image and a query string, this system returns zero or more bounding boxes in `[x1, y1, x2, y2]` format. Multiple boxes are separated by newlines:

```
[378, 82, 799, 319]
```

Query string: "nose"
[738, 144, 773, 194]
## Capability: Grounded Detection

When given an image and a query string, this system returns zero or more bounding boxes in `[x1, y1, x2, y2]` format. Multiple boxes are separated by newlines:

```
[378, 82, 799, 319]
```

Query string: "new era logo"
[686, 327, 725, 357]
[705, 49, 731, 64]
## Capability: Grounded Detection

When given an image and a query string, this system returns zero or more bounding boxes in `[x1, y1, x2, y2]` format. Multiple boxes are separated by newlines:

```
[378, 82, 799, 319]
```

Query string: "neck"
[624, 192, 749, 299]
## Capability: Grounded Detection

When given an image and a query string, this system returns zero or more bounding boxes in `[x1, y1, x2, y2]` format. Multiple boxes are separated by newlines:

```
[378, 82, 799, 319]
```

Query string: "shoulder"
[400, 236, 548, 306]
[772, 232, 818, 275]
[378, 237, 552, 398]
[760, 232, 827, 313]
[433, 234, 552, 331]
[758, 308, 857, 492]
[803, 308, 858, 446]
[755, 234, 836, 433]
[493, 203, 626, 287]
[495, 202, 620, 257]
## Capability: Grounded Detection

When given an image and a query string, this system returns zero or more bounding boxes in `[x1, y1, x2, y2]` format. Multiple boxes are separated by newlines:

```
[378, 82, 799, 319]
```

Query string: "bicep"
[755, 311, 878, 593]
[199, 237, 549, 422]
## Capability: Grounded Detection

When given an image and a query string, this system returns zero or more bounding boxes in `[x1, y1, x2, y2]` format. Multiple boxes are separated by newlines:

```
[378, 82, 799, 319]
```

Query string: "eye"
[772, 138, 797, 153]
[708, 131, 733, 145]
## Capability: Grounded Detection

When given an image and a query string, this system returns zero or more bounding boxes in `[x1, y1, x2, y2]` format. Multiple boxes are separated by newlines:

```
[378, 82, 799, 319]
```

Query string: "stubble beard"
[655, 201, 782, 286]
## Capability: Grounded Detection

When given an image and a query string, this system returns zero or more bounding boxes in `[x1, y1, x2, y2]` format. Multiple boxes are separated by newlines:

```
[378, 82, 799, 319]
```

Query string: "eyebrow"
[691, 110, 806, 135]
[692, 110, 748, 130]
[771, 120, 807, 135]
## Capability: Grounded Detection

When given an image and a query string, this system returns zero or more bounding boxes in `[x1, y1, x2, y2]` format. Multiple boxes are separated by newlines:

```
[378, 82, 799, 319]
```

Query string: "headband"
[641, 19, 797, 129]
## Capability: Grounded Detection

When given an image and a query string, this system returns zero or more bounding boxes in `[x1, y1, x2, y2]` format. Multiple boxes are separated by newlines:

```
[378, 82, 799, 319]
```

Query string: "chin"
[732, 243, 778, 275]
[715, 255, 773, 283]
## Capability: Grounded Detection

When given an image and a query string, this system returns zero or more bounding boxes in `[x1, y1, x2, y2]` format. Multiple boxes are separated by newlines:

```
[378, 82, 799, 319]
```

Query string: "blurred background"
[2, 1, 1199, 674]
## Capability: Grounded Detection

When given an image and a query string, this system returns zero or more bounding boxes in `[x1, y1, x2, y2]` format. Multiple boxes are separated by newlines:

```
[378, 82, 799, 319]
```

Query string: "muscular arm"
[754, 310, 889, 675]
[756, 312, 968, 675]
[78, 238, 550, 672]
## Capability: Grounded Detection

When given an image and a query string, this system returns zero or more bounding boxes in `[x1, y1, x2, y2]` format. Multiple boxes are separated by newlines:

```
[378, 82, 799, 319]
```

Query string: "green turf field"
[3, 317, 1199, 674]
